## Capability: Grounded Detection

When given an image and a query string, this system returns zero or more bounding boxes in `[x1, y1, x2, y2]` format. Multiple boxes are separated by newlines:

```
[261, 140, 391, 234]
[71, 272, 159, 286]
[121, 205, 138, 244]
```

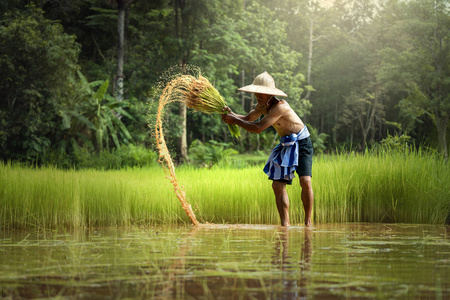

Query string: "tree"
[173, 1, 245, 153]
[304, 1, 329, 100]
[310, 0, 379, 146]
[307, 124, 329, 154]
[107, 0, 133, 103]
[64, 71, 134, 153]
[174, 0, 189, 162]
[338, 89, 385, 148]
[3, 0, 446, 163]
[234, 1, 310, 118]
[376, 0, 449, 158]
[0, 5, 80, 161]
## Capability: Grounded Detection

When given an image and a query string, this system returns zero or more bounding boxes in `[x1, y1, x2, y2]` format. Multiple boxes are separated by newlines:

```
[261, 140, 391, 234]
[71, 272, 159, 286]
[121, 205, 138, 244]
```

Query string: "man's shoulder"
[278, 99, 289, 106]
[271, 99, 291, 112]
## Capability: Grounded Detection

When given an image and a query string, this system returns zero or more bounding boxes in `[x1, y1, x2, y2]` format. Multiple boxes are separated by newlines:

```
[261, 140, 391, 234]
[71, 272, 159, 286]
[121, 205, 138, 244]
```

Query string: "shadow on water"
[0, 223, 449, 299]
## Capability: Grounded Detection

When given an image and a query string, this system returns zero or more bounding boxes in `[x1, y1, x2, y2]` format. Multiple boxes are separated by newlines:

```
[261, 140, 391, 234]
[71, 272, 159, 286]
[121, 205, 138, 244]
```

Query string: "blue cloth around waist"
[263, 126, 310, 181]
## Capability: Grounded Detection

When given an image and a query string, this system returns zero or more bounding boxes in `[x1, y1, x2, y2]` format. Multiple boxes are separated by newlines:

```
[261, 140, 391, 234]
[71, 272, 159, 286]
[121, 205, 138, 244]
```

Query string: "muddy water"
[1, 223, 448, 299]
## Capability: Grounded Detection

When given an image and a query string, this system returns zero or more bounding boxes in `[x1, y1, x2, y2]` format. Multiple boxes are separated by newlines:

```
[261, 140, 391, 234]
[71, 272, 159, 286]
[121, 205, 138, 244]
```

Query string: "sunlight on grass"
[0, 149, 448, 229]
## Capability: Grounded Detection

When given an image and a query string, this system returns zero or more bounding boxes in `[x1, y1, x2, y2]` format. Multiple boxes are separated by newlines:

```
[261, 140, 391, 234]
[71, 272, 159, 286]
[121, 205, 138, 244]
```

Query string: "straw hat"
[238, 71, 287, 97]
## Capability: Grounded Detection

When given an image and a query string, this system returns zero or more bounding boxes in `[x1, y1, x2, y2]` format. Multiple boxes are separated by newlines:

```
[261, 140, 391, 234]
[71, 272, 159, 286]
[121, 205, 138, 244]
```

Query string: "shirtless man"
[221, 71, 314, 227]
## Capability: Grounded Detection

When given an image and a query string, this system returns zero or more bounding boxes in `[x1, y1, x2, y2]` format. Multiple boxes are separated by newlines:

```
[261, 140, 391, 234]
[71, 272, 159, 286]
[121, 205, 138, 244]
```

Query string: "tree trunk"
[434, 33, 448, 160]
[304, 11, 313, 100]
[359, 116, 368, 149]
[250, 69, 255, 109]
[223, 127, 227, 143]
[360, 95, 377, 150]
[350, 122, 354, 145]
[256, 134, 260, 151]
[435, 114, 448, 160]
[369, 116, 375, 145]
[320, 113, 324, 133]
[174, 0, 180, 38]
[333, 98, 338, 144]
[241, 69, 245, 111]
[175, 0, 189, 162]
[115, 0, 125, 103]
[179, 102, 188, 162]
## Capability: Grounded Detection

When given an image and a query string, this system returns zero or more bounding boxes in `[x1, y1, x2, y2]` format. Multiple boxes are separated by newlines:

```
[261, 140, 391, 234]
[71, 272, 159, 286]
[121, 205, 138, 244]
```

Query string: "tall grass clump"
[175, 165, 279, 225]
[0, 162, 187, 229]
[309, 148, 449, 224]
[176, 148, 449, 225]
[0, 148, 448, 229]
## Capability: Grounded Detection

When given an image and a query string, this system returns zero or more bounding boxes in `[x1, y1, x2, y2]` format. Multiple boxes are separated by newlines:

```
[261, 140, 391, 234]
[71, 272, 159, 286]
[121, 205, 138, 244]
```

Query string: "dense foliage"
[0, 0, 448, 166]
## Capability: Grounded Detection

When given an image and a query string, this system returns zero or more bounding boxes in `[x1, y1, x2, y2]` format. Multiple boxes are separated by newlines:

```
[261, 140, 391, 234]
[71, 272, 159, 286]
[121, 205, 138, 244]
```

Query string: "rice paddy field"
[1, 150, 449, 229]
[1, 223, 449, 299]
[1, 150, 449, 299]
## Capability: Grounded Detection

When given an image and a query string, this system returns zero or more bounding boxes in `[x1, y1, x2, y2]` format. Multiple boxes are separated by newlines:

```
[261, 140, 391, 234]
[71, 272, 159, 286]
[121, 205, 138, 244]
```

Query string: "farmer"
[221, 71, 314, 227]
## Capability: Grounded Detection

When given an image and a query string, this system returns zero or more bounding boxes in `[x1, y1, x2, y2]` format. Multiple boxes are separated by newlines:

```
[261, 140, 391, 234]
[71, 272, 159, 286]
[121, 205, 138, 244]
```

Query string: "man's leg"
[299, 176, 314, 227]
[272, 181, 290, 226]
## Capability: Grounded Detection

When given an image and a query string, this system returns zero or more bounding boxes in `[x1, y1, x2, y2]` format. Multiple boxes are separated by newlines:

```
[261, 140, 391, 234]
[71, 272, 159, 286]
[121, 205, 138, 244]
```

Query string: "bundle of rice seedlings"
[181, 75, 240, 139]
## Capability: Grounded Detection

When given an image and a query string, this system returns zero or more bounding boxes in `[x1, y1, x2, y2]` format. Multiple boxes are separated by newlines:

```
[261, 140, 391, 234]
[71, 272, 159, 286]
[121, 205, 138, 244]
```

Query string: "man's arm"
[222, 104, 283, 134]
[223, 104, 264, 122]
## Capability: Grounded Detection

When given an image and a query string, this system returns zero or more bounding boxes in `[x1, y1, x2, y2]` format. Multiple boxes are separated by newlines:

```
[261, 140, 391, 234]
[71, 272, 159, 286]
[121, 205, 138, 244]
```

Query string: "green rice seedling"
[0, 148, 449, 229]
[308, 149, 450, 225]
[0, 163, 187, 229]
[176, 165, 277, 225]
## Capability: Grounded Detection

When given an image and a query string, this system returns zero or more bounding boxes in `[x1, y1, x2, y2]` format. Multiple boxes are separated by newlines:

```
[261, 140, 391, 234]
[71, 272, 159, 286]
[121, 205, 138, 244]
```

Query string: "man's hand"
[221, 106, 237, 125]
[222, 106, 232, 114]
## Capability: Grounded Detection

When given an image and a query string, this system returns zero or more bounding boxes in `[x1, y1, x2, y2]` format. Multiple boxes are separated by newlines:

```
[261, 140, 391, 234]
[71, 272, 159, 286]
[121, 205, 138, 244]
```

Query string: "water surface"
[1, 223, 448, 299]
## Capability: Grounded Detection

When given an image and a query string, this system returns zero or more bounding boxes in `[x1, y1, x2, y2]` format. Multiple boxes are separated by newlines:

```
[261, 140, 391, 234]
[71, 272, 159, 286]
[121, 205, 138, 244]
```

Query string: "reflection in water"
[271, 227, 312, 299]
[1, 224, 449, 299]
[301, 228, 312, 298]
[153, 225, 315, 299]
[155, 225, 201, 299]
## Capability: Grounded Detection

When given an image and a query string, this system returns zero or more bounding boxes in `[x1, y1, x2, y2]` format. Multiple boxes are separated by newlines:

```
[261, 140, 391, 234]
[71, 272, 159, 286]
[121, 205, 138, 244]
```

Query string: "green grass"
[1, 149, 449, 229]
[311, 150, 449, 224]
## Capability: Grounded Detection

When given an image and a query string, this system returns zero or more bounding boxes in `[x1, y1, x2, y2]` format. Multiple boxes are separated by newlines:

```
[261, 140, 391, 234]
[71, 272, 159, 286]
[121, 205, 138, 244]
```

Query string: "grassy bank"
[1, 150, 449, 228]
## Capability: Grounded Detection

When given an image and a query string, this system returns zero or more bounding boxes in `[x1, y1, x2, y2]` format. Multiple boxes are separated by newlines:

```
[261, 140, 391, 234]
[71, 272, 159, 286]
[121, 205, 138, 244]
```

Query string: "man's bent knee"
[299, 176, 312, 189]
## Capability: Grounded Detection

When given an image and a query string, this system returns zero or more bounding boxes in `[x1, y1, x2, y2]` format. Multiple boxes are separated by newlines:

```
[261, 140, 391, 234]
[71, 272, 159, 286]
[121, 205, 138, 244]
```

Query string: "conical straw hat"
[238, 71, 287, 97]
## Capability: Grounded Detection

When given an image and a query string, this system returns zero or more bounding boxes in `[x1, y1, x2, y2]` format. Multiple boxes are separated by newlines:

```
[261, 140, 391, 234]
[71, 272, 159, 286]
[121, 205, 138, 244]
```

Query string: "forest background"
[1, 0, 449, 168]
